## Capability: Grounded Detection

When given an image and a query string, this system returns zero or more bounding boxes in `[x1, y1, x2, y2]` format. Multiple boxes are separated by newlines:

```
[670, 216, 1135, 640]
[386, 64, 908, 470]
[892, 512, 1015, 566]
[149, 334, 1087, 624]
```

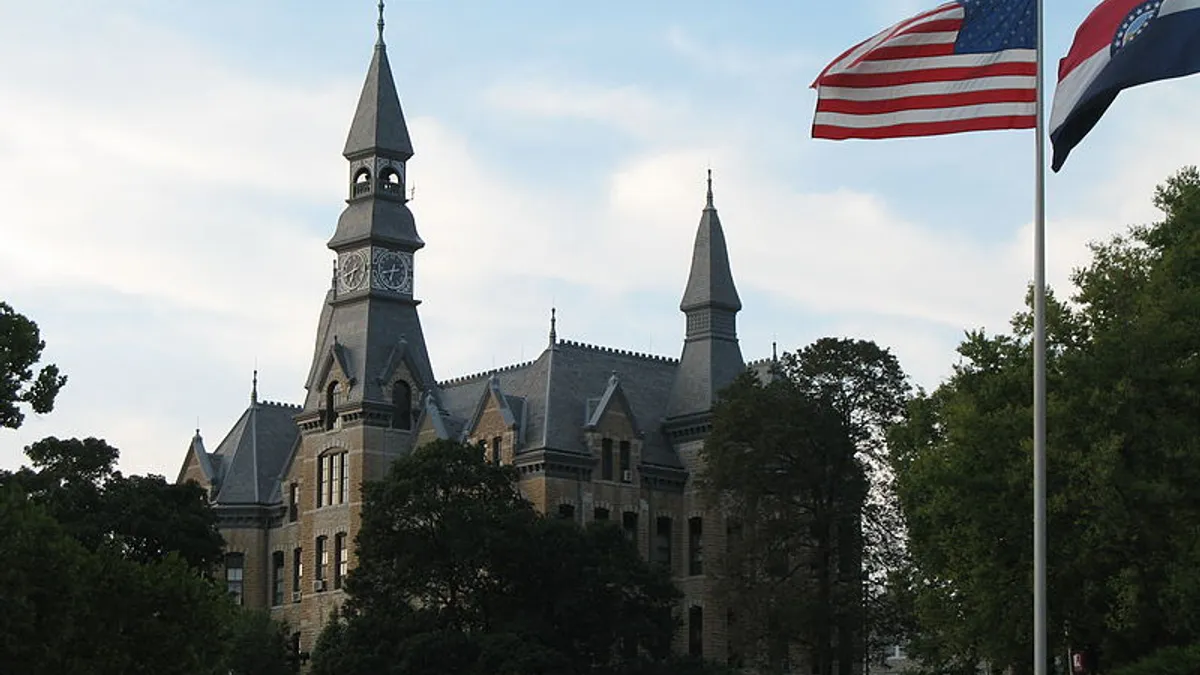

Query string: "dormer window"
[391, 380, 412, 430]
[379, 166, 403, 195]
[352, 168, 372, 197]
[324, 381, 341, 431]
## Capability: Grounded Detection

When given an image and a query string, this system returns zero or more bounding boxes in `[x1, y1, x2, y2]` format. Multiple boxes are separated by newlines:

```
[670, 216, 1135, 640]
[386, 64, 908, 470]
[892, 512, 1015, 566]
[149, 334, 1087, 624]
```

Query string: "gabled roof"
[439, 340, 682, 467]
[585, 372, 642, 437]
[463, 375, 523, 439]
[175, 430, 215, 489]
[418, 391, 457, 441]
[376, 337, 438, 397]
[210, 400, 301, 506]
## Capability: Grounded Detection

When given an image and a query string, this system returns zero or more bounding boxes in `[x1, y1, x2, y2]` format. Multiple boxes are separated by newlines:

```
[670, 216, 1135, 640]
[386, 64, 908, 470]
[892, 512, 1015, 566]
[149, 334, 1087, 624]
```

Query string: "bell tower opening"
[379, 166, 404, 196]
[352, 168, 372, 198]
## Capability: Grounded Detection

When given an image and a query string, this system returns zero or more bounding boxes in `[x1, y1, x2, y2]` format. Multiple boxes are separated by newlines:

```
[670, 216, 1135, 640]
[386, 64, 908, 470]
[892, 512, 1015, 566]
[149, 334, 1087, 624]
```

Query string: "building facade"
[176, 12, 771, 666]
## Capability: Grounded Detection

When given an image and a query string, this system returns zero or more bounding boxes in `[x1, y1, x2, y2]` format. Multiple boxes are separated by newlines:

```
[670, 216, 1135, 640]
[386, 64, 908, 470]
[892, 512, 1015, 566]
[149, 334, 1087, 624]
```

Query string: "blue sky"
[3, 0, 1199, 477]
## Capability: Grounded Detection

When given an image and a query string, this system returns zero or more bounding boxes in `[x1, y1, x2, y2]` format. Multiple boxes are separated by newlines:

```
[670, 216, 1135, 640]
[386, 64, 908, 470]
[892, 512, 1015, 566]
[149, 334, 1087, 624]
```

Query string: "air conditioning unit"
[622, 469, 633, 482]
[313, 579, 326, 592]
[292, 591, 302, 603]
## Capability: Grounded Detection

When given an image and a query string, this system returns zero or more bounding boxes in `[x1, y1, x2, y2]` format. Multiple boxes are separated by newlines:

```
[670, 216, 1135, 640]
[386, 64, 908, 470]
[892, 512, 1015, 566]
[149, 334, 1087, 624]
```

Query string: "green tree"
[311, 439, 721, 675]
[779, 339, 913, 665]
[2, 436, 223, 569]
[0, 436, 292, 673]
[701, 371, 863, 675]
[0, 301, 66, 429]
[0, 484, 236, 675]
[890, 167, 1200, 675]
[221, 609, 297, 675]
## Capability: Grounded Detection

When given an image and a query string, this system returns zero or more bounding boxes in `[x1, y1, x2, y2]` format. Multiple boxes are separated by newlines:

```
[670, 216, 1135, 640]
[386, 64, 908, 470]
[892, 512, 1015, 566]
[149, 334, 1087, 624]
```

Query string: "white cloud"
[481, 78, 688, 141]
[664, 26, 818, 79]
[5, 3, 1200, 481]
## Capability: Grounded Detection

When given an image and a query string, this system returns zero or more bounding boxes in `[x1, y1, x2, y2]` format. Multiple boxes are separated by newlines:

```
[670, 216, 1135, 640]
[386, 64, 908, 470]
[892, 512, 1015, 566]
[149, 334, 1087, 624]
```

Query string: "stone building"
[176, 8, 772, 666]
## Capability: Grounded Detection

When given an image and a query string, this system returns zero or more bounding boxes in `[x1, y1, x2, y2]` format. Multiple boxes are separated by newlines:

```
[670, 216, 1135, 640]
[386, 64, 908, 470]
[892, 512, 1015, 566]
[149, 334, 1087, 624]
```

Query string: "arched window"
[379, 167, 402, 195]
[391, 380, 412, 430]
[352, 168, 372, 197]
[324, 380, 340, 431]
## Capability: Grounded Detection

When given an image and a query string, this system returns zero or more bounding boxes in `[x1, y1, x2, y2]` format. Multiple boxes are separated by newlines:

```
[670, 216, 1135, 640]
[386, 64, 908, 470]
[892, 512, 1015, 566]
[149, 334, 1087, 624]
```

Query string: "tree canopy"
[311, 439, 727, 675]
[701, 339, 911, 675]
[0, 301, 66, 429]
[889, 167, 1200, 675]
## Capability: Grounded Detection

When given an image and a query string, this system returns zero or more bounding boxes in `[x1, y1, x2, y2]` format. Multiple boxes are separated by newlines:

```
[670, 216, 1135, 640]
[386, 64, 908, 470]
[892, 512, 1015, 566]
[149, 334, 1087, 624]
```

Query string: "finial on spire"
[376, 1, 386, 47]
[772, 341, 778, 362]
[549, 307, 557, 345]
[706, 168, 714, 209]
[251, 369, 259, 405]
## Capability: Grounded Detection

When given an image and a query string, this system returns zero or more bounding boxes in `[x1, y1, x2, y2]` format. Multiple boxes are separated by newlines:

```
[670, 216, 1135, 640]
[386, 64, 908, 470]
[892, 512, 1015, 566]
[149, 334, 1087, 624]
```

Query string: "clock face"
[338, 250, 367, 293]
[373, 249, 413, 294]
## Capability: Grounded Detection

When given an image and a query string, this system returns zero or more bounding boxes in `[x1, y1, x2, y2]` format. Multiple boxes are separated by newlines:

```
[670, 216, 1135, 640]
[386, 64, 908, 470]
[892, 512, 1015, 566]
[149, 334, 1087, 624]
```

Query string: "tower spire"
[665, 170, 744, 419]
[376, 1, 386, 48]
[343, 1, 413, 160]
[549, 307, 557, 345]
[251, 369, 258, 405]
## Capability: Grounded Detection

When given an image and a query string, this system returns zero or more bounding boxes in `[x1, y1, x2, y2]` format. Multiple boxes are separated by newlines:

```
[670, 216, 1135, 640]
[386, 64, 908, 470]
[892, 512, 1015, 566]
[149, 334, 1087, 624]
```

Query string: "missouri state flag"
[1051, 0, 1200, 171]
[811, 0, 1038, 140]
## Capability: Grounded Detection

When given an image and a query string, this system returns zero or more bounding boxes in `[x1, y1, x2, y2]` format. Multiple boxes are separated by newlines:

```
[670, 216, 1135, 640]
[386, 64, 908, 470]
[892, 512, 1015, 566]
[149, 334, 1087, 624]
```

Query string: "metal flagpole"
[1033, 0, 1048, 673]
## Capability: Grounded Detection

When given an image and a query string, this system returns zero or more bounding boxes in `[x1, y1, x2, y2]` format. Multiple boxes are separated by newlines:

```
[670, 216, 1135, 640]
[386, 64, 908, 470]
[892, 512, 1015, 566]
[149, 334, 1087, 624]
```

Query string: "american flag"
[811, 0, 1038, 140]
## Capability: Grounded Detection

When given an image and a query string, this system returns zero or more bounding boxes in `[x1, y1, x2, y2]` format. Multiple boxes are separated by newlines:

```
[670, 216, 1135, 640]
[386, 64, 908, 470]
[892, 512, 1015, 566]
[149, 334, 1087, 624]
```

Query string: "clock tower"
[290, 3, 437, 637]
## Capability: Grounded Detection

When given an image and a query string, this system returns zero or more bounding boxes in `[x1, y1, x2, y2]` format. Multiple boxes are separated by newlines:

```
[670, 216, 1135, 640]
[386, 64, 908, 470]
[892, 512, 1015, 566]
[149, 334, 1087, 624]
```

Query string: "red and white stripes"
[812, 2, 1038, 140]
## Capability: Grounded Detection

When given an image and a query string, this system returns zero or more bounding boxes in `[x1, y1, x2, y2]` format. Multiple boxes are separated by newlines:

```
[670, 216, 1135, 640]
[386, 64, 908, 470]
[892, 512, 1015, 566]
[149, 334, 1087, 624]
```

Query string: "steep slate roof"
[439, 340, 682, 467]
[679, 174, 742, 313]
[666, 174, 746, 419]
[209, 400, 302, 505]
[343, 32, 413, 160]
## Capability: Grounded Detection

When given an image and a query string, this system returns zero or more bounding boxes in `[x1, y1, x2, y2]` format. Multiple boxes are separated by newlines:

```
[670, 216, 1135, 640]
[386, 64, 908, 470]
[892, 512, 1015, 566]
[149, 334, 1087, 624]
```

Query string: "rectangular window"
[688, 606, 704, 656]
[340, 454, 348, 504]
[654, 517, 672, 570]
[601, 438, 614, 480]
[726, 519, 743, 554]
[689, 516, 704, 576]
[333, 454, 343, 504]
[619, 441, 632, 482]
[491, 436, 502, 465]
[292, 547, 303, 600]
[316, 458, 325, 507]
[288, 482, 299, 522]
[325, 455, 335, 507]
[316, 536, 328, 585]
[558, 503, 575, 520]
[225, 553, 245, 606]
[594, 507, 610, 522]
[334, 533, 348, 590]
[622, 511, 638, 542]
[272, 551, 285, 606]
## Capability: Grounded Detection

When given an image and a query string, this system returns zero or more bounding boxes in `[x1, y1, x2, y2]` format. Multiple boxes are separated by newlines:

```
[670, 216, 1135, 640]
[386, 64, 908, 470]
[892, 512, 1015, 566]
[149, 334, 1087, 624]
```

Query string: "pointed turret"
[299, 1, 437, 427]
[665, 171, 745, 419]
[343, 1, 413, 160]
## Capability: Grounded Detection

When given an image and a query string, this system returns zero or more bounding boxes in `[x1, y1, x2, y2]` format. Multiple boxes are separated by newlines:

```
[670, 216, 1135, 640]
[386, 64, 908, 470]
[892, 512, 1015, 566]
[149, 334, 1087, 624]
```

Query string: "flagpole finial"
[377, 1, 386, 47]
